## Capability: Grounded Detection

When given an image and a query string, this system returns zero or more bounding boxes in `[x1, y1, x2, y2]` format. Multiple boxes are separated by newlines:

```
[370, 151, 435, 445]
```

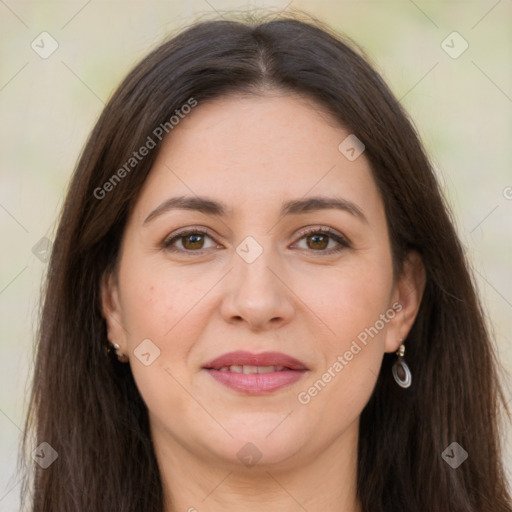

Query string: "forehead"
[131, 92, 383, 223]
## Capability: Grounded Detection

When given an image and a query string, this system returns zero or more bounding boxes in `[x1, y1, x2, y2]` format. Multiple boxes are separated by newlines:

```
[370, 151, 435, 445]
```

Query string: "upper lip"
[203, 351, 309, 371]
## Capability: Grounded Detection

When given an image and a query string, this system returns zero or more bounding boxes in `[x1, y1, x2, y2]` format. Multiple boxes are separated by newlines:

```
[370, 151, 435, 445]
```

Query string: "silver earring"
[392, 343, 412, 388]
[110, 342, 128, 362]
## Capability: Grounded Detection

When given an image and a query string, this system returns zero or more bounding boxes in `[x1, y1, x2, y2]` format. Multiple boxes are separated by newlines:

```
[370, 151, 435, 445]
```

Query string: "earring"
[109, 342, 129, 363]
[392, 342, 412, 388]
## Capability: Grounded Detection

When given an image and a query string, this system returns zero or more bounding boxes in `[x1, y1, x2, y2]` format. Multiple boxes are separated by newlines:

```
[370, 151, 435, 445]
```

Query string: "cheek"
[296, 256, 393, 410]
[304, 254, 394, 344]
[119, 254, 205, 341]
[117, 256, 214, 397]
[120, 277, 198, 425]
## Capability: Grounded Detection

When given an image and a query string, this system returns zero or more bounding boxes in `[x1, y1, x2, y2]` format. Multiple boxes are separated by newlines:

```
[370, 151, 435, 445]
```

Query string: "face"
[101, 91, 424, 471]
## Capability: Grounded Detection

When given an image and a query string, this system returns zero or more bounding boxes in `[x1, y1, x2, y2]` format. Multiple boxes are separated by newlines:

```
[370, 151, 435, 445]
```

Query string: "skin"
[101, 91, 425, 512]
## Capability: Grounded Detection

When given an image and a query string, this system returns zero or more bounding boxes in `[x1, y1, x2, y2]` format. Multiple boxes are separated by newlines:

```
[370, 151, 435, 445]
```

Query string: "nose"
[220, 243, 296, 332]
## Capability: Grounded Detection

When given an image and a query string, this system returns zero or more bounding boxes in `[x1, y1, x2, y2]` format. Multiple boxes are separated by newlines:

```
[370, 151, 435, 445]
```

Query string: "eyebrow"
[143, 195, 368, 225]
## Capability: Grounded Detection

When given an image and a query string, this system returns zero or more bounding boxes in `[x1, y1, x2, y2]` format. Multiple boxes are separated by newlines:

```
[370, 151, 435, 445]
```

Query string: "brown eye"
[305, 233, 329, 250]
[293, 227, 350, 254]
[163, 230, 216, 253]
[181, 233, 205, 250]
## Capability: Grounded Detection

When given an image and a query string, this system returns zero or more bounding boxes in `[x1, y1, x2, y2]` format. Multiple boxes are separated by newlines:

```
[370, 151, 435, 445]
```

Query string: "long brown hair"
[21, 11, 512, 511]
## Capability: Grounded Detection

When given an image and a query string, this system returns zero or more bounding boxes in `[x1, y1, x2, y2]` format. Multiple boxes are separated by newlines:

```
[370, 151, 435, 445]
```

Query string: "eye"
[291, 226, 350, 255]
[162, 228, 218, 253]
[162, 226, 351, 256]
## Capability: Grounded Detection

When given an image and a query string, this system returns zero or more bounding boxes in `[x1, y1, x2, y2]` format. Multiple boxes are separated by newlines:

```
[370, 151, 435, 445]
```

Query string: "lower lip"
[204, 369, 307, 394]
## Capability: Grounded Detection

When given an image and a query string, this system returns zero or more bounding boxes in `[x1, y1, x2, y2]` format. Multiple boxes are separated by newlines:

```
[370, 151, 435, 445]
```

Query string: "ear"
[100, 270, 128, 351]
[384, 250, 426, 353]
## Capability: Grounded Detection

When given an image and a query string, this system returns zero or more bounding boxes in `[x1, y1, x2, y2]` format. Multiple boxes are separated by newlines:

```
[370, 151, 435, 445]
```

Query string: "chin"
[197, 421, 310, 469]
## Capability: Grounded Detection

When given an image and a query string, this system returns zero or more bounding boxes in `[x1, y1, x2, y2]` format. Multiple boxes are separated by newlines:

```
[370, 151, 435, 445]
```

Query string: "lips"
[203, 351, 309, 371]
[203, 351, 309, 394]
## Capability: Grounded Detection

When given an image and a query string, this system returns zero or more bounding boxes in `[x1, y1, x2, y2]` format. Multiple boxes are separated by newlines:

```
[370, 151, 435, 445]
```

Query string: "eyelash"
[162, 226, 351, 256]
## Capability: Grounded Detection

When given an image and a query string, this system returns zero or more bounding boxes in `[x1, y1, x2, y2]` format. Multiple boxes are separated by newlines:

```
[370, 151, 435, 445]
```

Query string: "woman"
[21, 11, 512, 512]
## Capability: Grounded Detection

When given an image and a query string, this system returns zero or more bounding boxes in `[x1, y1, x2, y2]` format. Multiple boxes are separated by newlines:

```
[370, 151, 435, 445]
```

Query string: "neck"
[154, 420, 362, 512]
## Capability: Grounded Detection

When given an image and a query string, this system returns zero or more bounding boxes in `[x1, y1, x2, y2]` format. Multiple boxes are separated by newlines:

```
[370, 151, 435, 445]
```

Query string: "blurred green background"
[1, 1, 511, 509]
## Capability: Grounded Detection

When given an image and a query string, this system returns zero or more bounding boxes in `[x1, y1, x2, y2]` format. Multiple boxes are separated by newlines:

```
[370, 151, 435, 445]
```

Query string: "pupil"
[184, 234, 203, 249]
[308, 234, 328, 250]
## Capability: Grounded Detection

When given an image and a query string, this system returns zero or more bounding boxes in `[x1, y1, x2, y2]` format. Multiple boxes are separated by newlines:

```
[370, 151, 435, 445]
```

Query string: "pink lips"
[203, 350, 308, 395]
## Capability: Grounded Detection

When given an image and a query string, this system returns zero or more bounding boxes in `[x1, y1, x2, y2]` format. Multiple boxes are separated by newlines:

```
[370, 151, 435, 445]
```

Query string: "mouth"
[212, 364, 295, 373]
[203, 351, 309, 394]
